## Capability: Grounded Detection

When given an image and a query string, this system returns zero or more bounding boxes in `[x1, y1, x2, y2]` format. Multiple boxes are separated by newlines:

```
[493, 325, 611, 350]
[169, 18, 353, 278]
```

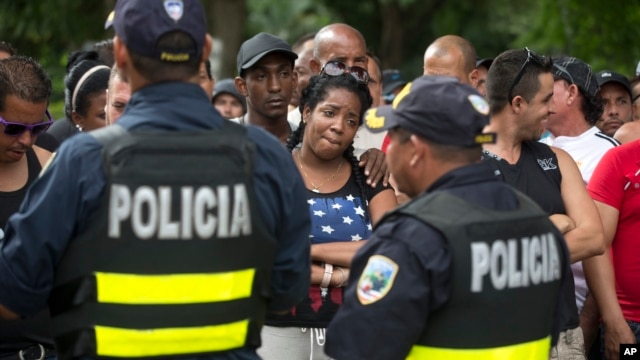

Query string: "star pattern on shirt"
[322, 225, 335, 234]
[308, 193, 373, 244]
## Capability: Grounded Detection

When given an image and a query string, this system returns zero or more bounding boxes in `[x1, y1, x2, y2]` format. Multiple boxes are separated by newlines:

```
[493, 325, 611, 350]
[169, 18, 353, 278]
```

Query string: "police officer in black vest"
[0, 1, 311, 359]
[325, 76, 570, 359]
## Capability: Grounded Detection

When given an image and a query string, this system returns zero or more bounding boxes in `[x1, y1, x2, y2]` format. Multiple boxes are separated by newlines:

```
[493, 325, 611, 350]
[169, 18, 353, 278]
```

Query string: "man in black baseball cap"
[234, 32, 299, 144]
[595, 70, 632, 136]
[326, 76, 568, 360]
[381, 69, 408, 104]
[475, 57, 493, 97]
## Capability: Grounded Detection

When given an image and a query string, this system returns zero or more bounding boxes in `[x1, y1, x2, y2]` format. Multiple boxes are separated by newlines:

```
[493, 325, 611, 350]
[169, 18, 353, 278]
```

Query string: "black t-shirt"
[482, 141, 578, 331]
[0, 149, 54, 354]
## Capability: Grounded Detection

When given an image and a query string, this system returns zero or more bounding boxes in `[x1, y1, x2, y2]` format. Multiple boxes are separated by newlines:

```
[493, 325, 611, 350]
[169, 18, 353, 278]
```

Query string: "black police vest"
[387, 190, 563, 360]
[49, 123, 276, 359]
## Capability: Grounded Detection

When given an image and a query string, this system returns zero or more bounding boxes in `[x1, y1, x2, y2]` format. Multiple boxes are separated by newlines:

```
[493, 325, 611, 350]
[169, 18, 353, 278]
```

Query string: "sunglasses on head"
[0, 110, 54, 136]
[320, 60, 370, 85]
[552, 63, 576, 86]
[508, 47, 546, 101]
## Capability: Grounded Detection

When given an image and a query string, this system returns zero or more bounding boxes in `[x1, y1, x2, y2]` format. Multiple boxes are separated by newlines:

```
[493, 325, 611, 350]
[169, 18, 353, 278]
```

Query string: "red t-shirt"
[587, 140, 640, 322]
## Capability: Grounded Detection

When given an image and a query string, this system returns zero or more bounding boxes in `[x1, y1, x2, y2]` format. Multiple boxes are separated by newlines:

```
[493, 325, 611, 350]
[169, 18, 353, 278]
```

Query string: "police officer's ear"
[235, 77, 248, 98]
[113, 36, 129, 70]
[409, 134, 426, 167]
[201, 34, 213, 64]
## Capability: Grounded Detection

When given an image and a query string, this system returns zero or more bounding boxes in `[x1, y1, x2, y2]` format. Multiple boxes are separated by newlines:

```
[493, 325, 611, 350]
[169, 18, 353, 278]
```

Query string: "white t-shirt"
[540, 125, 618, 312]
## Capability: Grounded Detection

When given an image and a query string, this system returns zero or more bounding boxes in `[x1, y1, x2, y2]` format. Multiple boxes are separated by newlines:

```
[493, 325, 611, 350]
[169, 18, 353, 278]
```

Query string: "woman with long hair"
[258, 72, 397, 359]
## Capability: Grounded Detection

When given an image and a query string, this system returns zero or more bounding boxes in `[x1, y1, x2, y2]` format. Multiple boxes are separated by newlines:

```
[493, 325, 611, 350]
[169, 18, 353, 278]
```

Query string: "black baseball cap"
[365, 76, 495, 147]
[237, 32, 298, 75]
[113, 0, 206, 62]
[476, 57, 493, 68]
[595, 70, 631, 97]
[382, 69, 408, 96]
[552, 56, 599, 98]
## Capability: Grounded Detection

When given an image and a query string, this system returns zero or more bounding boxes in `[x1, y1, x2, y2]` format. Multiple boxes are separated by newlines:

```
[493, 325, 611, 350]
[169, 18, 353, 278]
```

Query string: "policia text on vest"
[50, 125, 277, 358]
[471, 233, 560, 292]
[109, 184, 251, 239]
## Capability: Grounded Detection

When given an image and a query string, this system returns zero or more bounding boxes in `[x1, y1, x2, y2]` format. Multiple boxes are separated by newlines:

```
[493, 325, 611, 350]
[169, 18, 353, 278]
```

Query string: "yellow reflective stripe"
[96, 269, 255, 304]
[407, 336, 550, 360]
[95, 320, 248, 357]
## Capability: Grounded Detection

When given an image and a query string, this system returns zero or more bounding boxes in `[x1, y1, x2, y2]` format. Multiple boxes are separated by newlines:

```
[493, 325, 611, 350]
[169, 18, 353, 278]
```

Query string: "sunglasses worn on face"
[321, 60, 370, 85]
[508, 47, 546, 101]
[0, 110, 54, 136]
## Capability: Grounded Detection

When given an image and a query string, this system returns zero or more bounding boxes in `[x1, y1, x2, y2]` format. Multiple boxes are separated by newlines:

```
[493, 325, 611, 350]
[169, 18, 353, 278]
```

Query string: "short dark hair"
[128, 31, 200, 83]
[367, 51, 382, 78]
[292, 32, 316, 53]
[93, 39, 115, 67]
[0, 41, 17, 57]
[486, 48, 553, 114]
[0, 56, 52, 112]
[64, 51, 109, 119]
[428, 139, 482, 163]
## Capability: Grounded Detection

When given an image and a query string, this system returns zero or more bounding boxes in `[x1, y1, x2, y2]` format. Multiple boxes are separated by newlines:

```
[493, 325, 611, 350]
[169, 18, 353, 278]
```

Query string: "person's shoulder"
[376, 211, 445, 247]
[613, 121, 640, 144]
[589, 127, 619, 147]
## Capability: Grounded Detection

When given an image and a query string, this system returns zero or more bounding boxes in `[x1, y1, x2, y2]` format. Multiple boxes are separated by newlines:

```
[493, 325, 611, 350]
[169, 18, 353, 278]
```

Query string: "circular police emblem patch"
[357, 255, 399, 305]
[164, 0, 184, 21]
[468, 94, 490, 115]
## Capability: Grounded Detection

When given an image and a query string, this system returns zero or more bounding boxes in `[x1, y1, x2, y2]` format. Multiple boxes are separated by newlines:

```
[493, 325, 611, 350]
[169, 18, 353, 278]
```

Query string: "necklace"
[295, 150, 343, 193]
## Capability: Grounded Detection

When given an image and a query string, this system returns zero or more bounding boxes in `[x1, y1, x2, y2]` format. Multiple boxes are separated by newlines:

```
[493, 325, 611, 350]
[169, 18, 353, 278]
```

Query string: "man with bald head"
[310, 23, 368, 74]
[423, 34, 478, 86]
[297, 23, 388, 187]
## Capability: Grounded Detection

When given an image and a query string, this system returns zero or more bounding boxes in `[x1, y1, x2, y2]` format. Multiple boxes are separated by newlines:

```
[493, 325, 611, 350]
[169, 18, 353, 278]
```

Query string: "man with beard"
[595, 70, 632, 137]
[481, 48, 604, 360]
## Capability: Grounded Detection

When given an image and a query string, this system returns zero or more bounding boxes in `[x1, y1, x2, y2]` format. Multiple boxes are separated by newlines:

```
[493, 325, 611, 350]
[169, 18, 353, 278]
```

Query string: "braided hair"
[286, 73, 373, 220]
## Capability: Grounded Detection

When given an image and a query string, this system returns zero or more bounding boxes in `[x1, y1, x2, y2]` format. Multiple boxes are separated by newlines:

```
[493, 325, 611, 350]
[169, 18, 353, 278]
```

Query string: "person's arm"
[251, 129, 311, 313]
[582, 201, 636, 360]
[0, 136, 105, 317]
[310, 188, 397, 267]
[553, 147, 605, 262]
[579, 293, 601, 352]
[325, 218, 450, 360]
[358, 148, 390, 188]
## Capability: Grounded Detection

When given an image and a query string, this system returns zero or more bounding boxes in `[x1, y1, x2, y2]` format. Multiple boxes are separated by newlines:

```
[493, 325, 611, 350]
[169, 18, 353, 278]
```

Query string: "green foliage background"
[1, 0, 639, 120]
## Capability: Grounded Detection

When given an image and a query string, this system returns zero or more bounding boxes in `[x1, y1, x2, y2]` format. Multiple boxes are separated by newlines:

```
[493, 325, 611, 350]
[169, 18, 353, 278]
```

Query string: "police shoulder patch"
[357, 255, 399, 305]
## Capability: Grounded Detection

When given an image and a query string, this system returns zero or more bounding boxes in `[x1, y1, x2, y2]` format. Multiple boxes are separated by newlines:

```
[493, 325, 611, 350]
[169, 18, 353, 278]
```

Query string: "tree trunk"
[379, 2, 404, 69]
[209, 0, 247, 80]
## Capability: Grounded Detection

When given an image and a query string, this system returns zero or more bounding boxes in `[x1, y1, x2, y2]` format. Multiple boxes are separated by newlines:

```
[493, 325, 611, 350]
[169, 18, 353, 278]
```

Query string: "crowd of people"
[0, 0, 639, 359]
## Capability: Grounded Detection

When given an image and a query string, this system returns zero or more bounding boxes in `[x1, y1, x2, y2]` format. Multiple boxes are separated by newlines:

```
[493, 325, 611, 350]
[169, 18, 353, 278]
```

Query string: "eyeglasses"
[507, 47, 546, 101]
[320, 60, 370, 85]
[0, 110, 54, 136]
